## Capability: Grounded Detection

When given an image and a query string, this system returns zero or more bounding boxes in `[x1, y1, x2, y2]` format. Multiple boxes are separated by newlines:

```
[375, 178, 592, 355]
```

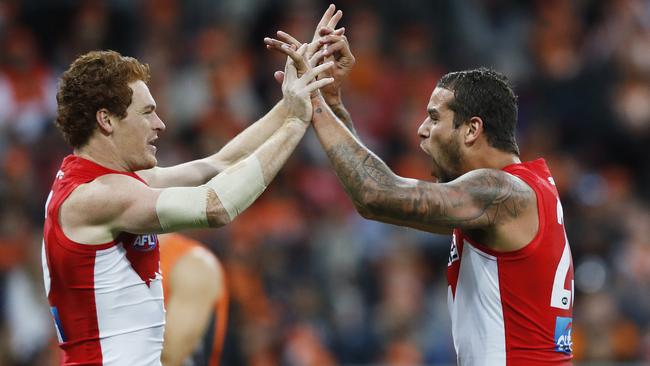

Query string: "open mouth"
[419, 140, 428, 152]
[147, 138, 158, 152]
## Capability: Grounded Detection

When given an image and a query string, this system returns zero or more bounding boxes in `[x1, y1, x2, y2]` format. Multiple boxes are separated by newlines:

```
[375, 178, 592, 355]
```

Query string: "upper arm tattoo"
[441, 169, 533, 228]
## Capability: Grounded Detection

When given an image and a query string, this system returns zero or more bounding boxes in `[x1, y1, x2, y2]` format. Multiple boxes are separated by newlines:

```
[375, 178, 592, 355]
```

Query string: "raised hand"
[268, 4, 344, 81]
[305, 4, 343, 61]
[279, 44, 335, 123]
[264, 38, 323, 76]
[314, 27, 356, 104]
[265, 4, 356, 131]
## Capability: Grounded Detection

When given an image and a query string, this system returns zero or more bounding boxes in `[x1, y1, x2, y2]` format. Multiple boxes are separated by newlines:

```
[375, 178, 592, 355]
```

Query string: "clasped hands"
[263, 4, 355, 123]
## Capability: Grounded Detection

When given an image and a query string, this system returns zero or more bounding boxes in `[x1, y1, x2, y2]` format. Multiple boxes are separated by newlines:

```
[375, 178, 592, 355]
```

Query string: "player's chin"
[141, 153, 158, 170]
[148, 155, 158, 168]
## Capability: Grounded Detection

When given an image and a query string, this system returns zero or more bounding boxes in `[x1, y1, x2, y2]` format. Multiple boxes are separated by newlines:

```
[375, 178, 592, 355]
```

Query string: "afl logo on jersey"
[132, 234, 158, 251]
[448, 236, 460, 266]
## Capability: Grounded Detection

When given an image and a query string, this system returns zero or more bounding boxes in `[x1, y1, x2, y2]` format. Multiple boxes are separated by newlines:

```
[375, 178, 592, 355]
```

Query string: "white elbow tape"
[155, 186, 210, 232]
[204, 155, 267, 221]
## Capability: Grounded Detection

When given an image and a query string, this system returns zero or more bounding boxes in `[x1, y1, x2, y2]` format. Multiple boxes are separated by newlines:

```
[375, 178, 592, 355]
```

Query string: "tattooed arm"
[325, 96, 357, 136]
[313, 26, 358, 136]
[311, 97, 535, 236]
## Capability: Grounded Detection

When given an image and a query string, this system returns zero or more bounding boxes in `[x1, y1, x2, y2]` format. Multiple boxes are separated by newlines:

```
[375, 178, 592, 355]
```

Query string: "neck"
[74, 138, 129, 172]
[463, 148, 521, 173]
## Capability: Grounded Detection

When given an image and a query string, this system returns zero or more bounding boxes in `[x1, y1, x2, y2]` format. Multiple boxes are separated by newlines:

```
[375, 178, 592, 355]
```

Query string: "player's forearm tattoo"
[324, 144, 378, 207]
[328, 103, 358, 137]
[324, 139, 531, 228]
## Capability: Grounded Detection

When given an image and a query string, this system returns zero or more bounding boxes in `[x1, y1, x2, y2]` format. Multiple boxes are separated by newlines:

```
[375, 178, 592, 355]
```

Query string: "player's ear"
[96, 108, 114, 134]
[464, 116, 483, 145]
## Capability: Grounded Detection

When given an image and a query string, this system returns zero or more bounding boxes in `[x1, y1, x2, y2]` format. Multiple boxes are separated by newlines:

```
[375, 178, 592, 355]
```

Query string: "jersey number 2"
[551, 199, 573, 310]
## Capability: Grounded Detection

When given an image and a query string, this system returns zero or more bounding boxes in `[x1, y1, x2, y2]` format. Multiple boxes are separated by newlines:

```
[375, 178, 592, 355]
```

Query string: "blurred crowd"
[0, 0, 649, 365]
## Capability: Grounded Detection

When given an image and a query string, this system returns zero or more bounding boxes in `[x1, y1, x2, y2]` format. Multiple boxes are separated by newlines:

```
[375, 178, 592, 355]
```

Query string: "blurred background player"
[159, 233, 228, 366]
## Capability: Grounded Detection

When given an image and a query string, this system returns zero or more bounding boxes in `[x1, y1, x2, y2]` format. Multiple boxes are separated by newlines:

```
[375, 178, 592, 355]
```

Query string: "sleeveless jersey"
[447, 159, 574, 366]
[159, 233, 229, 366]
[42, 155, 165, 365]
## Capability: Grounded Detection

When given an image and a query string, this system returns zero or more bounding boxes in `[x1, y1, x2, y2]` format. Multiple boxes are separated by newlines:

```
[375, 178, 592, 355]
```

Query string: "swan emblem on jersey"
[132, 234, 158, 251]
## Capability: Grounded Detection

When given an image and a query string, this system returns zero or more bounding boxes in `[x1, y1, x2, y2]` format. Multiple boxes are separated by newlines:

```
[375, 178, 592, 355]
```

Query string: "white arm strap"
[155, 155, 266, 231]
[205, 154, 266, 221]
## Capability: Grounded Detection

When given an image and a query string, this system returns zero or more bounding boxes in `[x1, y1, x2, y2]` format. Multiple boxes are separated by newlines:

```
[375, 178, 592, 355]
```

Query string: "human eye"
[428, 109, 439, 122]
[143, 105, 156, 115]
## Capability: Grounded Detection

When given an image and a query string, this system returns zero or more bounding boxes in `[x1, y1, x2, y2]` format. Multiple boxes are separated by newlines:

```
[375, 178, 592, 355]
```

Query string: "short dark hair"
[55, 50, 150, 148]
[437, 68, 519, 155]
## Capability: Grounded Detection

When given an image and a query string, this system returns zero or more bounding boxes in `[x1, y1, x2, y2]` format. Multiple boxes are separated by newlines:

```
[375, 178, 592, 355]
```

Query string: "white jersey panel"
[98, 326, 164, 365]
[41, 241, 51, 297]
[448, 240, 506, 366]
[94, 244, 165, 365]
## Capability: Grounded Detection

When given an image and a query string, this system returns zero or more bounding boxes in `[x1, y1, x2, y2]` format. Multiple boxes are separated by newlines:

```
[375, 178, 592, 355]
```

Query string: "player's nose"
[153, 113, 166, 132]
[417, 118, 430, 139]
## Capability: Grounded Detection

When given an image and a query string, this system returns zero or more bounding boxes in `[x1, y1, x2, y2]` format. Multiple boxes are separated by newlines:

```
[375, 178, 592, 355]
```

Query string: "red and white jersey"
[447, 159, 573, 366]
[42, 155, 165, 366]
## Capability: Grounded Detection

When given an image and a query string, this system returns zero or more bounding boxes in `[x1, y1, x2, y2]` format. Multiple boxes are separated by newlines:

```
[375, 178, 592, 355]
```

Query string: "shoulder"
[450, 168, 534, 200]
[452, 168, 529, 187]
[450, 169, 541, 250]
[67, 173, 151, 207]
[63, 173, 154, 225]
[446, 168, 536, 227]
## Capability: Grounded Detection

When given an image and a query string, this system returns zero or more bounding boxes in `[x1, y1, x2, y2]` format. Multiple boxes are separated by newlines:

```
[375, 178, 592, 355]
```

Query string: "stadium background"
[0, 0, 649, 365]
